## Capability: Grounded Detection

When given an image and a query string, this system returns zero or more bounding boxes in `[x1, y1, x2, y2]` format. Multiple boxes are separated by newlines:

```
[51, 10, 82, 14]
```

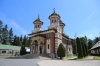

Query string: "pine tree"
[2, 24, 8, 44]
[76, 37, 83, 58]
[19, 35, 23, 45]
[84, 36, 88, 56]
[94, 37, 99, 44]
[80, 37, 86, 57]
[26, 36, 29, 47]
[22, 35, 29, 47]
[84, 43, 88, 56]
[12, 35, 20, 46]
[88, 39, 94, 54]
[23, 35, 26, 46]
[71, 39, 76, 54]
[8, 28, 13, 45]
[0, 20, 3, 43]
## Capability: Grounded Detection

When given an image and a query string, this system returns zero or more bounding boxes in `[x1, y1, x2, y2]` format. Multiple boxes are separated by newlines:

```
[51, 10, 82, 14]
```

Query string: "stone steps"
[20, 54, 51, 59]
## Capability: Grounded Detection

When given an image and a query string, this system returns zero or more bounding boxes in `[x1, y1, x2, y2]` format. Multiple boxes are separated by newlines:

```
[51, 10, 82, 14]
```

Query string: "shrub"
[57, 43, 65, 59]
[20, 45, 26, 55]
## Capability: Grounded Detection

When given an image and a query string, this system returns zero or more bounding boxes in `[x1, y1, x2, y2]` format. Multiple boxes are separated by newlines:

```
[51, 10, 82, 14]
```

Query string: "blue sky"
[0, 0, 100, 39]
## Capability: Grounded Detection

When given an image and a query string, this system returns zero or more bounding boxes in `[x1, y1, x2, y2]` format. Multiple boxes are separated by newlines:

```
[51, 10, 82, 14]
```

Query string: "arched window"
[48, 44, 49, 49]
[35, 25, 37, 28]
[55, 20, 56, 23]
[52, 20, 53, 23]
[38, 25, 39, 28]
[33, 46, 34, 49]
[69, 48, 70, 51]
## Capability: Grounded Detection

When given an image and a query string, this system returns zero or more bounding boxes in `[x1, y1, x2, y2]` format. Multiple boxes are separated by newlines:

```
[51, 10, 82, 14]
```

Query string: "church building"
[28, 9, 73, 57]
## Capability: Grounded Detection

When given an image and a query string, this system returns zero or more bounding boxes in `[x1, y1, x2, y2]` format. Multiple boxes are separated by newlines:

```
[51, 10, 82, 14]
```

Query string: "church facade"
[28, 9, 73, 57]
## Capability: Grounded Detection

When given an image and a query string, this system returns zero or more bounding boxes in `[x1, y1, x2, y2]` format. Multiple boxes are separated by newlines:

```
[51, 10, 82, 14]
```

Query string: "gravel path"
[38, 60, 100, 66]
[0, 58, 41, 66]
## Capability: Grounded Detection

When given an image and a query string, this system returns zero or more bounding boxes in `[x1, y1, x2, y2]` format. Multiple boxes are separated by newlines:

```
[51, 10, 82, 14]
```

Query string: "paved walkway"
[37, 60, 100, 66]
[86, 56, 94, 60]
[0, 59, 41, 66]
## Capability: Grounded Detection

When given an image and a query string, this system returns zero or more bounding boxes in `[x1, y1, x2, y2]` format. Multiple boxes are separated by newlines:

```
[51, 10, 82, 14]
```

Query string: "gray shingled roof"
[91, 41, 100, 50]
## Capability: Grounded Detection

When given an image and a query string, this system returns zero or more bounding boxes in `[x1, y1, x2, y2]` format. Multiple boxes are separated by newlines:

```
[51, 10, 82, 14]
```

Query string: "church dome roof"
[60, 20, 65, 26]
[33, 15, 43, 25]
[48, 8, 61, 19]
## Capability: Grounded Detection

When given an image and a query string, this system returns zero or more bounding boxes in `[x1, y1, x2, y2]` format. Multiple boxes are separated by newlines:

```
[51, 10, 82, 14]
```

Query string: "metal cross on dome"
[38, 14, 40, 19]
[53, 8, 55, 13]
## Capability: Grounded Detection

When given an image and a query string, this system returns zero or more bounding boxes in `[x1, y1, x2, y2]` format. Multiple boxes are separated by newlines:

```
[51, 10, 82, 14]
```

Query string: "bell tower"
[32, 15, 43, 33]
[48, 8, 61, 29]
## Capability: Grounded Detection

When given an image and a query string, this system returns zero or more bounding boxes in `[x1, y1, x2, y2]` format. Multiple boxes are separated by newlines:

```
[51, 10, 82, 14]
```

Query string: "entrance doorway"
[40, 46, 42, 54]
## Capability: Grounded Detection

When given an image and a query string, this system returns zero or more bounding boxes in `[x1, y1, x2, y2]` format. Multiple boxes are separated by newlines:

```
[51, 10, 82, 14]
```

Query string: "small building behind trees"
[0, 43, 29, 56]
[90, 41, 100, 56]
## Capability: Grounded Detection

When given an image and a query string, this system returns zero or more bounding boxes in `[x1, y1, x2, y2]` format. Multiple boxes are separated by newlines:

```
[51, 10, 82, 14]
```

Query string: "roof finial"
[38, 14, 40, 19]
[53, 8, 55, 13]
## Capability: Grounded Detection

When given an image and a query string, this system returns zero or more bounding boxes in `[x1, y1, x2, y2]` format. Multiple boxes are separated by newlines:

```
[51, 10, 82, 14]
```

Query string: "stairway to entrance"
[20, 54, 51, 59]
[39, 54, 51, 59]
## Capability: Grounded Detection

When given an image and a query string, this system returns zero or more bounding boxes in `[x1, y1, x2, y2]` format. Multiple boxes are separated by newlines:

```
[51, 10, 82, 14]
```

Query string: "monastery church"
[28, 9, 73, 57]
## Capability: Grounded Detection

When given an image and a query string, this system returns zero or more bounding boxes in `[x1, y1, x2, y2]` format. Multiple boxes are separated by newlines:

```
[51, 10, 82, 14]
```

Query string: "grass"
[77, 56, 89, 60]
[62, 56, 77, 60]
[94, 56, 100, 60]
[0, 55, 16, 58]
[63, 56, 91, 60]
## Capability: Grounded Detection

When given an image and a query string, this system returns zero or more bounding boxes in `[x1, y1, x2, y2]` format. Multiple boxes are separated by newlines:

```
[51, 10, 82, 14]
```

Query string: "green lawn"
[94, 56, 100, 60]
[77, 56, 89, 60]
[63, 56, 92, 60]
[0, 55, 16, 58]
[63, 56, 77, 60]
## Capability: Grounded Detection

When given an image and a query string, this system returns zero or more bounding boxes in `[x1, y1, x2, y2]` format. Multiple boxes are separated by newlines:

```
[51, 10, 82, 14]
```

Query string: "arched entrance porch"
[32, 40, 44, 54]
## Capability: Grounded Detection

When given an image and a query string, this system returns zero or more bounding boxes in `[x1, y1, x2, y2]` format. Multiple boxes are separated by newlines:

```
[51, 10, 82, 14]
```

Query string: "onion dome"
[60, 20, 65, 26]
[48, 8, 60, 19]
[33, 15, 43, 25]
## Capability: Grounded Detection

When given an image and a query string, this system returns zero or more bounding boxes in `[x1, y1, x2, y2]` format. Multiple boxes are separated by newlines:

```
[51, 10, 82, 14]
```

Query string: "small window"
[48, 44, 49, 49]
[38, 25, 39, 28]
[33, 46, 34, 49]
[69, 48, 70, 51]
[35, 25, 37, 28]
[2, 50, 6, 53]
[55, 20, 56, 23]
[52, 20, 53, 23]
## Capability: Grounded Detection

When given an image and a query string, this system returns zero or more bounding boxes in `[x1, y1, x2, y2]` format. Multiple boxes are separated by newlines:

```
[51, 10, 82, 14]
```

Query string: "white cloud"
[90, 34, 93, 37]
[84, 11, 95, 23]
[9, 20, 28, 35]
[0, 12, 28, 35]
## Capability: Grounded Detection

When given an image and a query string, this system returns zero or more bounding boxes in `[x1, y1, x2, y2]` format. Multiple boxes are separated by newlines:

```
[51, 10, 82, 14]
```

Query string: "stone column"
[42, 45, 44, 54]
[30, 41, 32, 54]
[32, 45, 34, 54]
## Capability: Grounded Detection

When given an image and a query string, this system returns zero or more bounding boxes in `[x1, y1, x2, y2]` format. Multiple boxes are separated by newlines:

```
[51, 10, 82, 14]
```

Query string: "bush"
[57, 43, 65, 59]
[20, 45, 26, 55]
